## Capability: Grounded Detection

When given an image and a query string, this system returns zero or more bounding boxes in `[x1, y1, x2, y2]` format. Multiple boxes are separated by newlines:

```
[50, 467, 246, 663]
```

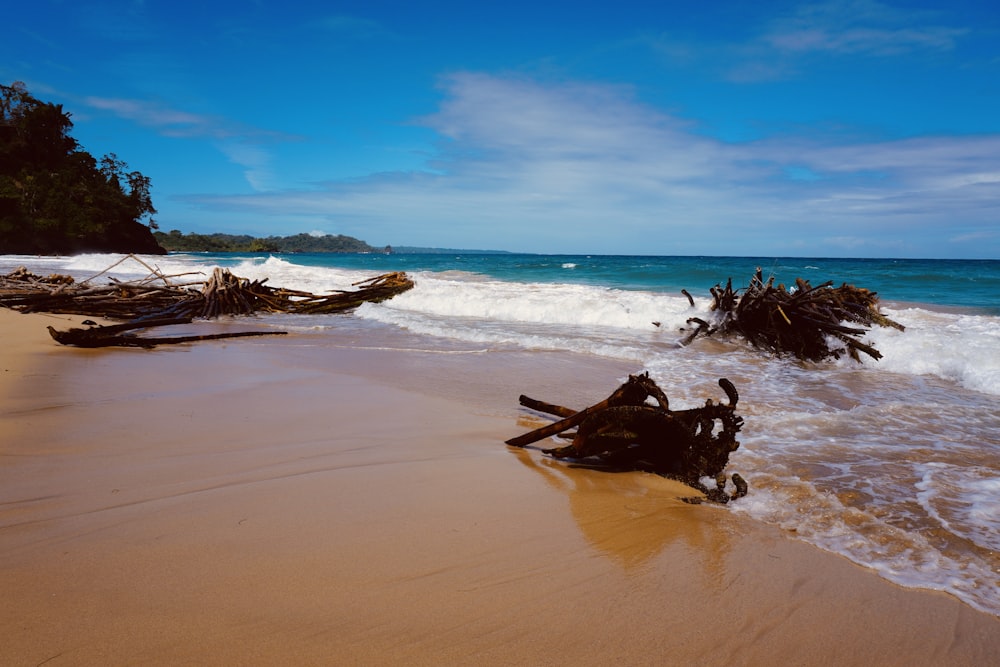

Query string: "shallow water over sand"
[269, 312, 1000, 617]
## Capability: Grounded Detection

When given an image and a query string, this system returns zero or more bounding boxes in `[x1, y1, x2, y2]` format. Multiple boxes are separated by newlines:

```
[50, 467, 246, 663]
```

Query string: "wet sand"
[2, 308, 999, 665]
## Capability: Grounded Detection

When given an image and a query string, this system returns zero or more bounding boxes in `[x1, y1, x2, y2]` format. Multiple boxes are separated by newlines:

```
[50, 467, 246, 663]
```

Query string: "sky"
[4, 0, 1000, 258]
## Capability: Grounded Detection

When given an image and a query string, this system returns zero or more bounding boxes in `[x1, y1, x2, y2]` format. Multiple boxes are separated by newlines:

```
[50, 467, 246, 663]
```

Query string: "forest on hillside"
[154, 230, 386, 253]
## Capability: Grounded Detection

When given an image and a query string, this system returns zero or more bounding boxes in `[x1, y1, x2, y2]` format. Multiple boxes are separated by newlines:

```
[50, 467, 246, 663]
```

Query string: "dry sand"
[2, 308, 999, 665]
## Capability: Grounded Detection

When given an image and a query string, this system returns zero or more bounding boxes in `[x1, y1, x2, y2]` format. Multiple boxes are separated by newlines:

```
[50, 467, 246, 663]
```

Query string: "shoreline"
[3, 253, 998, 317]
[2, 308, 999, 665]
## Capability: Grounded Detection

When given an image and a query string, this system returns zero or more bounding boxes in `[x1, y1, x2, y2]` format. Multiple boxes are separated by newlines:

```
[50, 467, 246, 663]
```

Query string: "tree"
[0, 82, 164, 255]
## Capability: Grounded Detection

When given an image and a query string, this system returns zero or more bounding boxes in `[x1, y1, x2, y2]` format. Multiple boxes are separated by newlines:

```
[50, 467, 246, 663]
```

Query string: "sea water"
[4, 252, 999, 616]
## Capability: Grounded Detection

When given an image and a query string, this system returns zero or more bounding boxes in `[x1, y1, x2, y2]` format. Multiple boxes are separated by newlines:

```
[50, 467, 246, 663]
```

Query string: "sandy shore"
[2, 308, 998, 665]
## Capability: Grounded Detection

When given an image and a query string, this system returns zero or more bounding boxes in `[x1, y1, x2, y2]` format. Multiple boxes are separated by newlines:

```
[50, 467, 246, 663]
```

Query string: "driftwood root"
[507, 373, 746, 503]
[679, 269, 903, 362]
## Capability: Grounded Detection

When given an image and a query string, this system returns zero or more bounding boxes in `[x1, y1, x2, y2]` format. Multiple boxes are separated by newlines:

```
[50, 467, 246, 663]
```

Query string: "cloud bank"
[181, 72, 999, 257]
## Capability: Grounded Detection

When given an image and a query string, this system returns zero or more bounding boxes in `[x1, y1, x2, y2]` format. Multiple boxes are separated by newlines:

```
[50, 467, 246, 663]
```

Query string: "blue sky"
[5, 0, 1000, 257]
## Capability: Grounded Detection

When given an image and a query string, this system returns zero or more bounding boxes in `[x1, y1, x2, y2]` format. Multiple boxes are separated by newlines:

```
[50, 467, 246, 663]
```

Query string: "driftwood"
[144, 268, 417, 320]
[680, 269, 904, 362]
[1, 257, 415, 348]
[0, 258, 204, 319]
[507, 373, 746, 503]
[1, 263, 414, 320]
[46, 318, 286, 348]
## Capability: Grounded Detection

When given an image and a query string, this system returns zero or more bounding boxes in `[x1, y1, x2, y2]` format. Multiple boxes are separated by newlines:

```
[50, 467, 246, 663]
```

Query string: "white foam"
[367, 274, 698, 330]
[915, 463, 1000, 552]
[353, 273, 706, 359]
[17, 254, 999, 399]
[729, 463, 1000, 617]
[857, 307, 1000, 396]
[356, 300, 652, 361]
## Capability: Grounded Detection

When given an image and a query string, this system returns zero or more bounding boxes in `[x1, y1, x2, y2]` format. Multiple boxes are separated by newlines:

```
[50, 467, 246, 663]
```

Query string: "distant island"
[154, 231, 512, 255]
[154, 230, 387, 254]
[390, 246, 512, 255]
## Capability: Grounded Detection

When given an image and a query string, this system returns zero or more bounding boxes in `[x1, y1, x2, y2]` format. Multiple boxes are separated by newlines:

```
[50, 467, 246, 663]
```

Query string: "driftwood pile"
[0, 265, 196, 319]
[507, 373, 746, 503]
[681, 268, 904, 362]
[1, 256, 415, 348]
[132, 268, 416, 320]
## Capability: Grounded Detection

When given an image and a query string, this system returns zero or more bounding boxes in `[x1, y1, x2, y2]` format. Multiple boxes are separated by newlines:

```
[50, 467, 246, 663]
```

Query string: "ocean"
[4, 251, 999, 617]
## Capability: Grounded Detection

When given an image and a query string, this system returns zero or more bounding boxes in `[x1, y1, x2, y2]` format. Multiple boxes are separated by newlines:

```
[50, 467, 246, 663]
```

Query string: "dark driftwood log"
[47, 319, 287, 348]
[505, 373, 670, 448]
[517, 395, 577, 419]
[507, 373, 746, 503]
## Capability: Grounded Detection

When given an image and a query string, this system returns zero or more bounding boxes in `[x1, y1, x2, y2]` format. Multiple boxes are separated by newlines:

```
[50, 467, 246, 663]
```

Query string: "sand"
[2, 308, 999, 666]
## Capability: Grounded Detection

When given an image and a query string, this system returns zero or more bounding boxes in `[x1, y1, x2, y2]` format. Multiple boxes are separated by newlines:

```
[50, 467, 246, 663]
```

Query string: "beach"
[2, 307, 999, 665]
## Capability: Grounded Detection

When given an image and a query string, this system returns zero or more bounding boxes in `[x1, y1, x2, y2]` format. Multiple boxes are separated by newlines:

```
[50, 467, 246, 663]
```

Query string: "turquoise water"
[175, 253, 1000, 313]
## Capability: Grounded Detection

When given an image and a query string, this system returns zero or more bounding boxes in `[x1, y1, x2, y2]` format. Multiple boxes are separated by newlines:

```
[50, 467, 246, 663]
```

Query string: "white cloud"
[763, 0, 966, 56]
[84, 96, 215, 137]
[82, 95, 297, 191]
[714, 1, 970, 82]
[217, 142, 275, 192]
[182, 73, 1000, 257]
[949, 229, 1000, 244]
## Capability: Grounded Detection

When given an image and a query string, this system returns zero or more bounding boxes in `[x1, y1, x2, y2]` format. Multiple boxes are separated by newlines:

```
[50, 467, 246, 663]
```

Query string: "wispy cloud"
[82, 95, 295, 191]
[182, 73, 1000, 257]
[83, 96, 217, 138]
[217, 142, 276, 192]
[633, 2, 969, 84]
[949, 229, 1000, 244]
[763, 0, 967, 56]
[703, 0, 971, 82]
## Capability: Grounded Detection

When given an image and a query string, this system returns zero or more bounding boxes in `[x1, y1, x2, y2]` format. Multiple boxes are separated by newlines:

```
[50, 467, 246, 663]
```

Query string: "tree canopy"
[0, 82, 164, 255]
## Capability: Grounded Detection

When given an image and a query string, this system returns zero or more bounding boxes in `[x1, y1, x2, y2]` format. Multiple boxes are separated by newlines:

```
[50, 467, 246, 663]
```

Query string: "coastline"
[2, 308, 999, 665]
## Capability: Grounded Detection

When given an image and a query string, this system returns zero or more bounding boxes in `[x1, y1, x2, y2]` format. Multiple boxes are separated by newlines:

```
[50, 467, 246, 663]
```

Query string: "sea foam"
[859, 307, 1000, 396]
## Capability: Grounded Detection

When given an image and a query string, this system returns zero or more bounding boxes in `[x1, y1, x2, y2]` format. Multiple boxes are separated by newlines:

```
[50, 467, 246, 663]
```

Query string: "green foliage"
[153, 230, 381, 254]
[265, 232, 377, 253]
[0, 82, 164, 255]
